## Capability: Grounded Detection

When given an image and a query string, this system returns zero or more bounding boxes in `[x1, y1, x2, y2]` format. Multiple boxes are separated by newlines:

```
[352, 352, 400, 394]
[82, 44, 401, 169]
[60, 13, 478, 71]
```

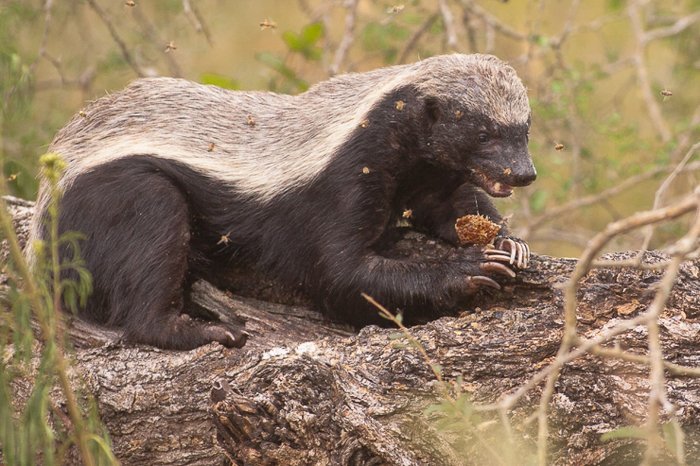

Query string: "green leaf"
[300, 22, 324, 44]
[282, 22, 323, 61]
[529, 189, 548, 213]
[282, 31, 302, 51]
[531, 34, 550, 47]
[601, 425, 647, 441]
[607, 0, 625, 11]
[662, 420, 685, 460]
[255, 52, 308, 91]
[199, 73, 240, 90]
[360, 22, 409, 62]
[424, 403, 448, 416]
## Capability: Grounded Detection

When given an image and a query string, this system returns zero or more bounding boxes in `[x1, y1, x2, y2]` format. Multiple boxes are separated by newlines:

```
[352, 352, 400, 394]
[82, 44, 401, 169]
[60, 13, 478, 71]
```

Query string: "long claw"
[509, 240, 517, 265]
[525, 243, 531, 267]
[486, 255, 515, 264]
[484, 249, 513, 263]
[523, 243, 529, 268]
[495, 238, 517, 265]
[517, 242, 525, 269]
[466, 275, 501, 290]
[494, 236, 531, 269]
[497, 238, 516, 264]
[484, 248, 510, 256]
[480, 261, 516, 278]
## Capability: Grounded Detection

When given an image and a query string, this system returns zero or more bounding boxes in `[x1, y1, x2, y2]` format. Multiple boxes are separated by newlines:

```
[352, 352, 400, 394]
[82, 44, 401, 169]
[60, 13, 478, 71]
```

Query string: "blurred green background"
[1, 0, 699, 256]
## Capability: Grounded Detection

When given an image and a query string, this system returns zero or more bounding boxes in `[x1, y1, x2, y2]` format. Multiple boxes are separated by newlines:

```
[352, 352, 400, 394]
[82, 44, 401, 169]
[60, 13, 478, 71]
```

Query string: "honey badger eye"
[478, 133, 489, 144]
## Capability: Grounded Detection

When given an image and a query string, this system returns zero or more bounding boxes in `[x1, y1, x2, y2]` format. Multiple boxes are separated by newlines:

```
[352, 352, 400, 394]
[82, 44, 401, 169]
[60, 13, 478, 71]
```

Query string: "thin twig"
[33, 0, 54, 76]
[564, 189, 700, 332]
[397, 13, 439, 64]
[458, 0, 526, 41]
[329, 0, 358, 76]
[627, 0, 672, 142]
[589, 344, 700, 377]
[182, 0, 213, 45]
[362, 293, 446, 389]
[85, 0, 145, 77]
[643, 11, 700, 43]
[524, 161, 700, 237]
[438, 0, 459, 51]
[640, 142, 700, 251]
[641, 208, 700, 465]
[550, 0, 581, 48]
[130, 6, 183, 77]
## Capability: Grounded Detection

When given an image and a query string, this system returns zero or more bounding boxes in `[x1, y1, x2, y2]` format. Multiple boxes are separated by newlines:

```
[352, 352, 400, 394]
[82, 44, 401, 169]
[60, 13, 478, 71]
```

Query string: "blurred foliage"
[1, 0, 699, 256]
[424, 392, 537, 466]
[0, 154, 114, 464]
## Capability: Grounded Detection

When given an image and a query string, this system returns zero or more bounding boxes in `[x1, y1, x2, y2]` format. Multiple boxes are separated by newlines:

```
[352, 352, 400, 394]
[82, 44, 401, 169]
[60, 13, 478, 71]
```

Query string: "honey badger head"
[414, 54, 536, 197]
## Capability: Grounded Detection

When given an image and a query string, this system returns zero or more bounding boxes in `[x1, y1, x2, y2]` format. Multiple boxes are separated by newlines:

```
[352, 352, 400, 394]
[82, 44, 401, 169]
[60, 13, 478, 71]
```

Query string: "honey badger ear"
[424, 96, 441, 125]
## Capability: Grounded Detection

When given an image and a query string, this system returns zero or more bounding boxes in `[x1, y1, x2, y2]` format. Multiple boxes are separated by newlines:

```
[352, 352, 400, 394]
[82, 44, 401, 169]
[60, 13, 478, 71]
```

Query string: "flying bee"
[259, 19, 277, 30]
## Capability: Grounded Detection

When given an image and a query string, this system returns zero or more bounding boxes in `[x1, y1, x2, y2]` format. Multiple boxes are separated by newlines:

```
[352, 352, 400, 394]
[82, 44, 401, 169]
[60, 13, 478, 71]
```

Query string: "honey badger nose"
[506, 153, 537, 186]
[511, 167, 537, 186]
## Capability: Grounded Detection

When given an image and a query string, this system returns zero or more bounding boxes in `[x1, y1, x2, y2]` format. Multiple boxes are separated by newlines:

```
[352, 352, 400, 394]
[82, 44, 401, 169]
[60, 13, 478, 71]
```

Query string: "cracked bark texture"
[3, 197, 700, 465]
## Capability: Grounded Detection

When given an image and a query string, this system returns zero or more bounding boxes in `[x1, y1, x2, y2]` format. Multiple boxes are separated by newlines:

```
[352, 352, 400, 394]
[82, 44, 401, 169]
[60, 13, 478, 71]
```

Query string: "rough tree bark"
[3, 197, 700, 465]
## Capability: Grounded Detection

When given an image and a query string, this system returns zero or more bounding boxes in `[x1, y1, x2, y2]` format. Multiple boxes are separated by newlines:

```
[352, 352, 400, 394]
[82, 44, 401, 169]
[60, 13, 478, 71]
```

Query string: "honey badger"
[31, 53, 536, 350]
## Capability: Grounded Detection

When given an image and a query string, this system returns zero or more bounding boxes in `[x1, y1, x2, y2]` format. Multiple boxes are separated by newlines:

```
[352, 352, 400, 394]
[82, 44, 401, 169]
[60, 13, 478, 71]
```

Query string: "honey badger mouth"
[469, 167, 513, 198]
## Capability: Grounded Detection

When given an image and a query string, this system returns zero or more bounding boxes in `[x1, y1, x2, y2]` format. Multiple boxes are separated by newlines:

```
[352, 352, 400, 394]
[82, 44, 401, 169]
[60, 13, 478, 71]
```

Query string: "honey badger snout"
[510, 161, 537, 186]
[505, 149, 537, 187]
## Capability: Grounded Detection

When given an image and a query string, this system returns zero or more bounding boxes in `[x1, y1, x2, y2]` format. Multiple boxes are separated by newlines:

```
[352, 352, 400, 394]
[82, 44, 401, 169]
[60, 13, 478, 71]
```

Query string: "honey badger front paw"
[455, 248, 518, 293]
[486, 236, 530, 269]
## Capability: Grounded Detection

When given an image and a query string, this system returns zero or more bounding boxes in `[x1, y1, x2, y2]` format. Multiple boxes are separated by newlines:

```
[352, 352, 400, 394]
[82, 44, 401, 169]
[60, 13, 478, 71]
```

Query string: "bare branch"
[182, 0, 213, 46]
[642, 210, 700, 465]
[438, 0, 459, 51]
[549, 0, 581, 48]
[130, 7, 183, 78]
[641, 141, 700, 250]
[627, 0, 672, 142]
[524, 161, 700, 237]
[34, 0, 55, 74]
[397, 13, 439, 64]
[458, 0, 527, 41]
[329, 0, 358, 76]
[643, 10, 700, 43]
[589, 344, 700, 377]
[671, 106, 700, 163]
[566, 189, 699, 311]
[85, 0, 145, 77]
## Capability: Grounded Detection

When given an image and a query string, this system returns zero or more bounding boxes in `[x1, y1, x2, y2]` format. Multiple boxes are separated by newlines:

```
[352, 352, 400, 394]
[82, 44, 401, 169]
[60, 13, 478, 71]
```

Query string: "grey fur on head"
[412, 54, 530, 126]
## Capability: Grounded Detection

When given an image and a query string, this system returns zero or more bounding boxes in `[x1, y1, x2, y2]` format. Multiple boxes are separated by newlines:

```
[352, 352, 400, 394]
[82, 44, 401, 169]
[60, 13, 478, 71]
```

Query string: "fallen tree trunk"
[4, 197, 700, 465]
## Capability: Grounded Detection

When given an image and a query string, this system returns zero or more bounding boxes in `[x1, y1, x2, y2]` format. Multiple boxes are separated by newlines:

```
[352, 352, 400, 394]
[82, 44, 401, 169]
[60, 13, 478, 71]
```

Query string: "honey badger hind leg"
[56, 158, 246, 350]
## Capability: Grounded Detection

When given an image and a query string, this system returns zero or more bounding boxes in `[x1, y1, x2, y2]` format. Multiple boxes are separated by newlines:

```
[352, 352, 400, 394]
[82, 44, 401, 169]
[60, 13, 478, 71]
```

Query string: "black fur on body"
[31, 54, 537, 350]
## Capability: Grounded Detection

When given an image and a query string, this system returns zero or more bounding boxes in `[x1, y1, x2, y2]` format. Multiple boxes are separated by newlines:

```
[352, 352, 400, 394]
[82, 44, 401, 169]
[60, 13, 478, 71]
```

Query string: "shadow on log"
[3, 197, 700, 465]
